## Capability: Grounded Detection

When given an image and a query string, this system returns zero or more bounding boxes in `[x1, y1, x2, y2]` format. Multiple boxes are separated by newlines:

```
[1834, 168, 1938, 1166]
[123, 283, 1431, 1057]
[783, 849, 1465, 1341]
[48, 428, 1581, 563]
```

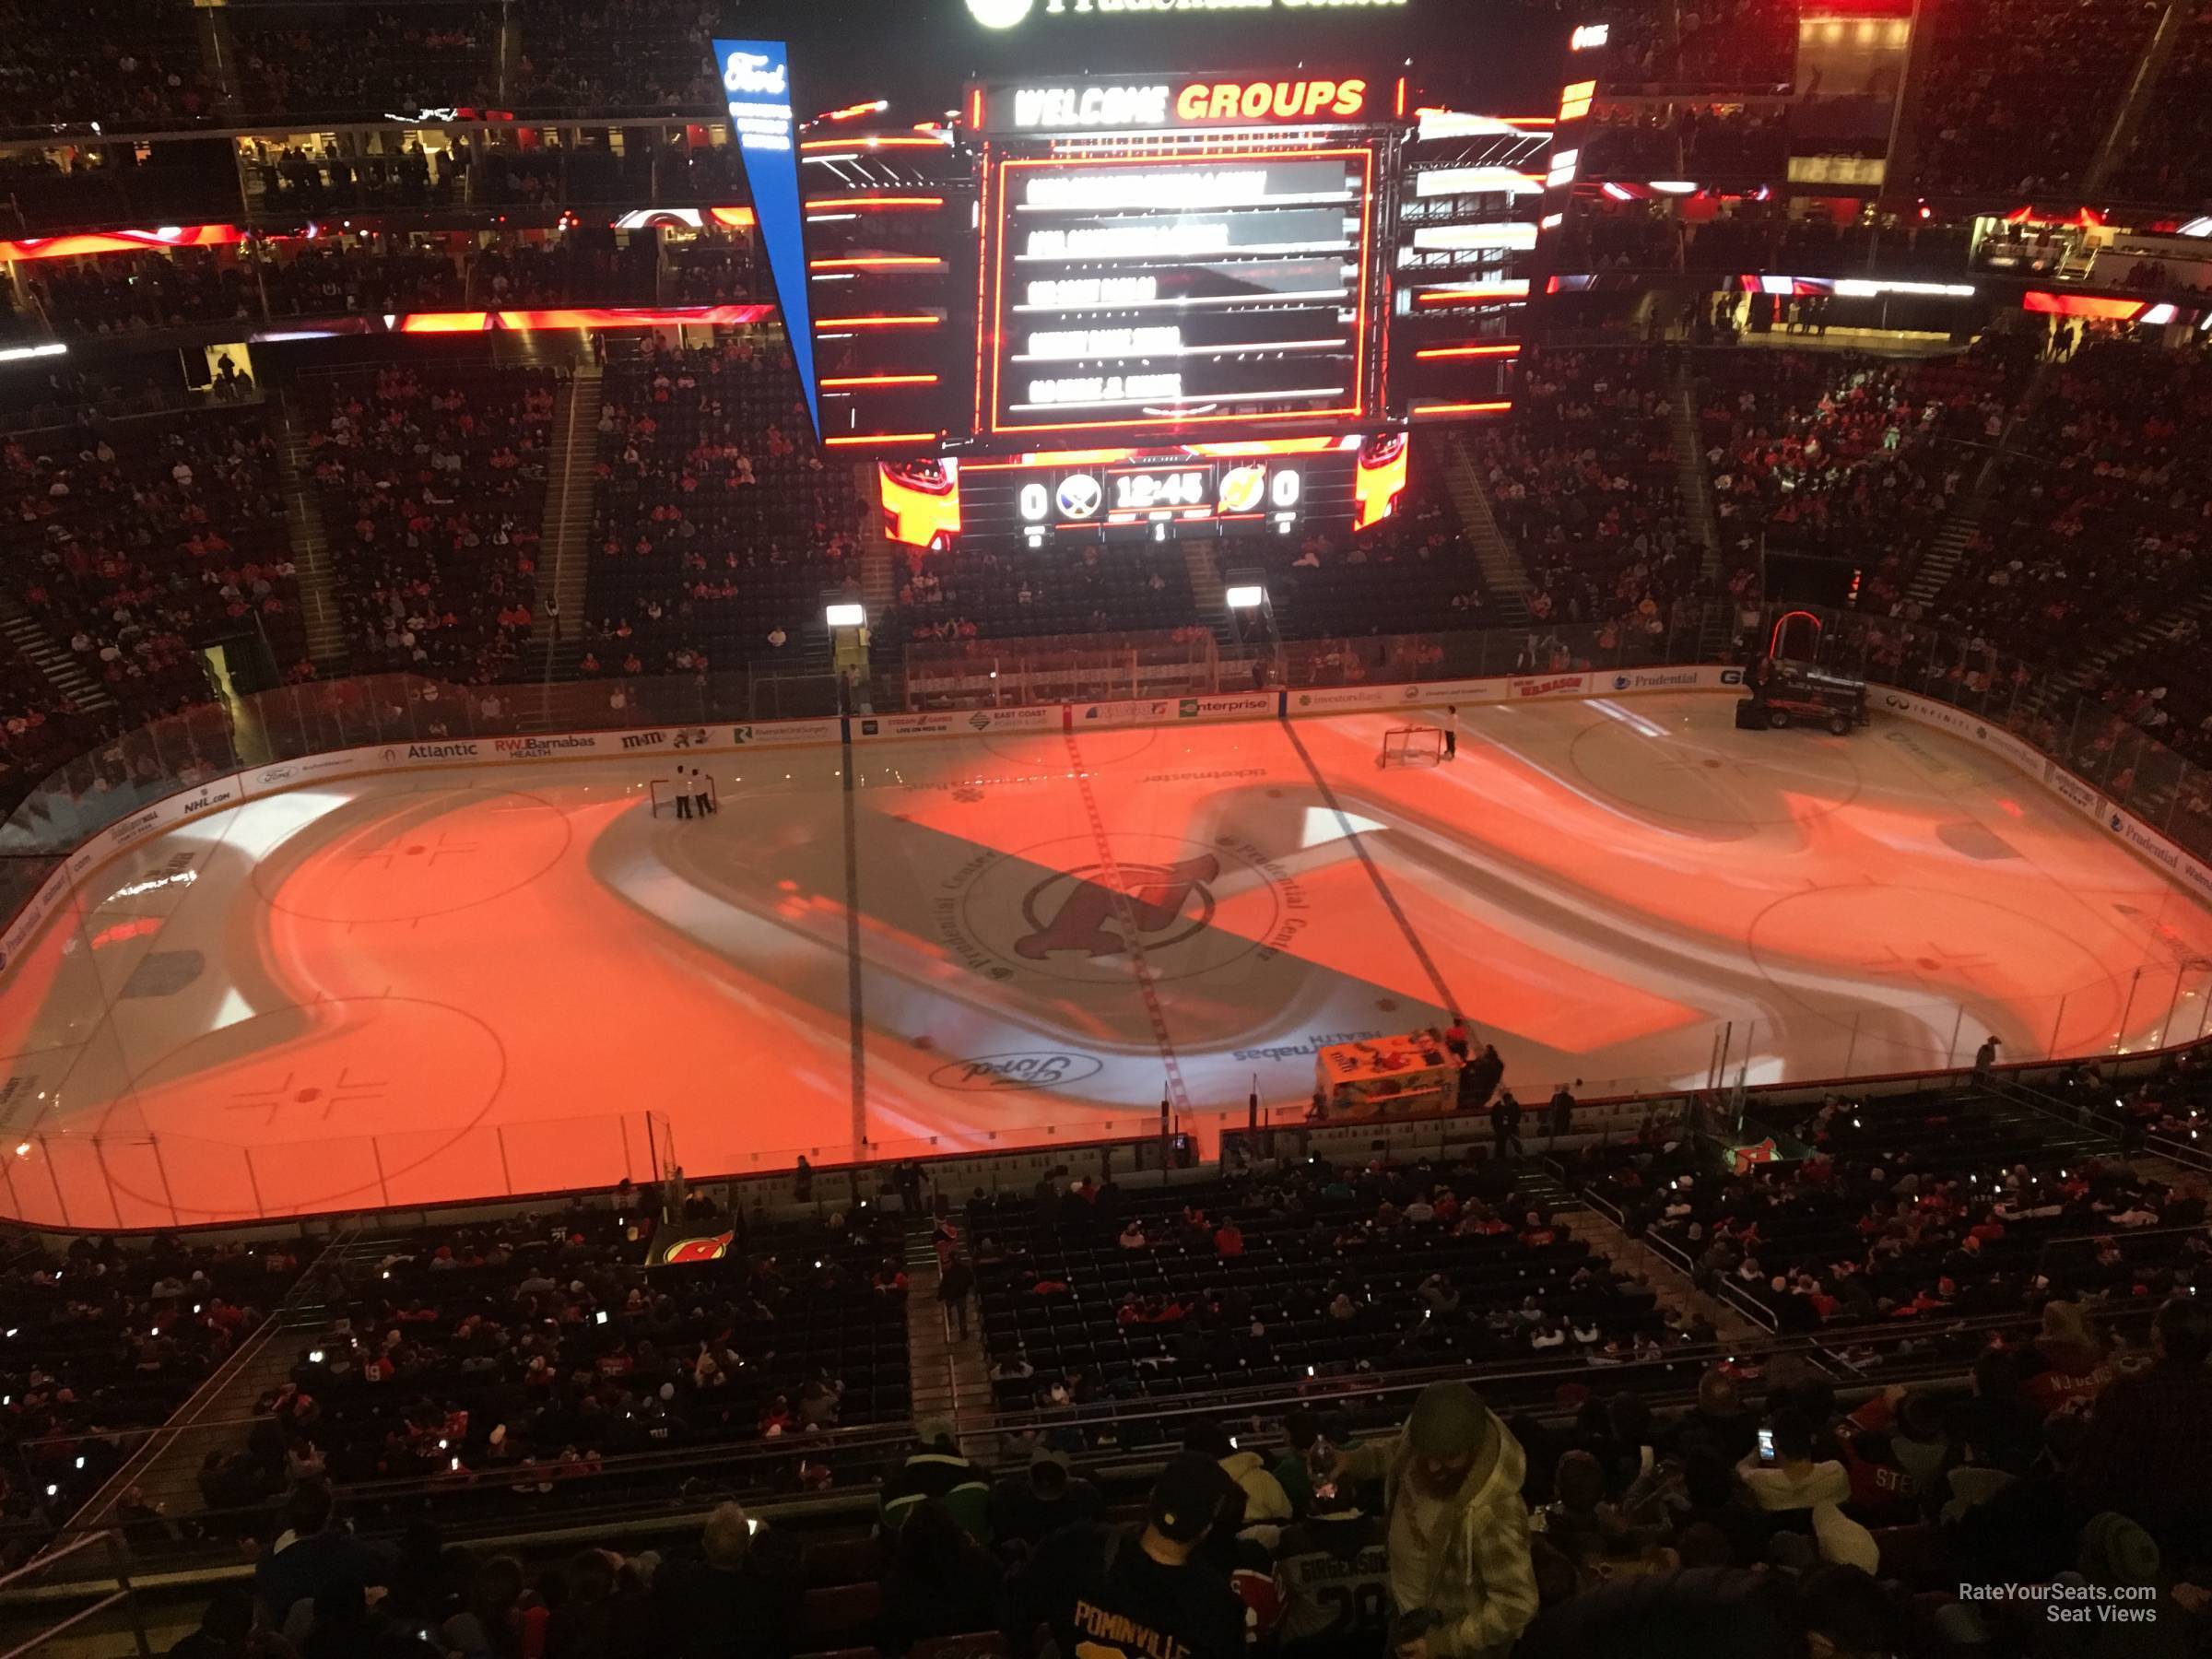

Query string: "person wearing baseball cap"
[1006, 1453, 1246, 1659]
[1331, 1382, 1536, 1659]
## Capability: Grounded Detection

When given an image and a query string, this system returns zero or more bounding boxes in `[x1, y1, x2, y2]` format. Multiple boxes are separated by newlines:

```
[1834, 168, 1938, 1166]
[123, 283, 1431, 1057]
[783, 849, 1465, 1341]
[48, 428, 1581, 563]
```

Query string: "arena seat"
[299, 361, 553, 680]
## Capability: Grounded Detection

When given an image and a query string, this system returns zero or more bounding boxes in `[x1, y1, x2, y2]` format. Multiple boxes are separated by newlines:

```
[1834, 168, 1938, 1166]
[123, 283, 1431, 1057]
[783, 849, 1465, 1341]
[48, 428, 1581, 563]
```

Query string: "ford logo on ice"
[928, 1052, 1105, 1092]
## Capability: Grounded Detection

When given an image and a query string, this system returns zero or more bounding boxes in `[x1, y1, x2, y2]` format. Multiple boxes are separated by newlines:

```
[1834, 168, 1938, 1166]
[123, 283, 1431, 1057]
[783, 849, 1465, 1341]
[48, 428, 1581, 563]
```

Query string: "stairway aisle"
[904, 1222, 994, 1445]
[1669, 359, 1725, 581]
[532, 361, 604, 684]
[857, 463, 900, 616]
[1441, 436, 1532, 627]
[0, 595, 112, 718]
[1566, 1195, 1763, 1347]
[65, 1230, 360, 1531]
[1181, 539, 1236, 649]
[273, 398, 351, 670]
[1905, 357, 2056, 609]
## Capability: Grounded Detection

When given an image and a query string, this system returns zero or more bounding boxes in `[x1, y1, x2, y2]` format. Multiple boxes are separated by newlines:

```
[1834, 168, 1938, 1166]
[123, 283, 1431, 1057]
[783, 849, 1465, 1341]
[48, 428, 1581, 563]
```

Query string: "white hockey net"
[650, 777, 720, 816]
[1380, 725, 1447, 767]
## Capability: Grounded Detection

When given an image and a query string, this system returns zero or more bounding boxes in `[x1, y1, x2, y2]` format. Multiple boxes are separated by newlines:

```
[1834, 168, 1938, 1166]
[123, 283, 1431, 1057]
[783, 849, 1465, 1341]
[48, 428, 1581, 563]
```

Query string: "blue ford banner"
[714, 39, 822, 441]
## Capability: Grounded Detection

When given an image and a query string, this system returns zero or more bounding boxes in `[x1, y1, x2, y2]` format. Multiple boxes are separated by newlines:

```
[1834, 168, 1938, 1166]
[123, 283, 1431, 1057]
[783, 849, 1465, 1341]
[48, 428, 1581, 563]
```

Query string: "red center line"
[1060, 733, 1192, 1124]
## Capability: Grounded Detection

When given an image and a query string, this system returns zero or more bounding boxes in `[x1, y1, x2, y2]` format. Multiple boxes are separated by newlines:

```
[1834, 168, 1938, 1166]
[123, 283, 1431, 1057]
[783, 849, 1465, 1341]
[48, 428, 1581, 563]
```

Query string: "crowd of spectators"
[882, 538, 1194, 652]
[1641, 1081, 2206, 1335]
[10, 229, 710, 341]
[970, 1154, 1677, 1427]
[0, 147, 241, 241]
[1907, 0, 2161, 198]
[301, 361, 552, 681]
[0, 1230, 303, 1562]
[1921, 336, 2212, 764]
[104, 1194, 914, 1652]
[0, 0, 217, 133]
[0, 641, 99, 810]
[507, 0, 716, 115]
[1586, 0, 1797, 89]
[1552, 204, 1975, 283]
[230, 1199, 911, 1524]
[233, 6, 500, 120]
[16, 251, 261, 338]
[245, 137, 462, 213]
[5, 405, 311, 718]
[1580, 104, 1792, 181]
[141, 1201, 2212, 1659]
[0, 0, 724, 133]
[260, 239, 471, 319]
[2110, 15, 2212, 206]
[163, 1278, 2212, 1657]
[1696, 347, 2027, 572]
[583, 334, 863, 679]
[1470, 347, 1704, 634]
[1241, 462, 1496, 643]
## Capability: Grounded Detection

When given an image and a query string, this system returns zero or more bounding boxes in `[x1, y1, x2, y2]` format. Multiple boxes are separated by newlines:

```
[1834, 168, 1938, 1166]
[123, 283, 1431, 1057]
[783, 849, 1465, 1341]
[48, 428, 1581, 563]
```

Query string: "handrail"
[0, 1530, 116, 1590]
[1996, 1076, 2212, 1176]
[63, 1229, 359, 1530]
[0, 1588, 131, 1659]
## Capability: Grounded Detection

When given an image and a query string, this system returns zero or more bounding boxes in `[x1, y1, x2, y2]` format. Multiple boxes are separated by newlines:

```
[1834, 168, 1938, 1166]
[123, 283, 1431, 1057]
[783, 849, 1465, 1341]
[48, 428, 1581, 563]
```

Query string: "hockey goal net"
[1379, 725, 1447, 768]
[650, 776, 720, 816]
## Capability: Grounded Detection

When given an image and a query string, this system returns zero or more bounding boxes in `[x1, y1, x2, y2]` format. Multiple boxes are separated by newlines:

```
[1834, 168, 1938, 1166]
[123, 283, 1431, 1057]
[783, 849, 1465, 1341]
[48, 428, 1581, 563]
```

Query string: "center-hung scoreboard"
[718, 26, 1596, 547]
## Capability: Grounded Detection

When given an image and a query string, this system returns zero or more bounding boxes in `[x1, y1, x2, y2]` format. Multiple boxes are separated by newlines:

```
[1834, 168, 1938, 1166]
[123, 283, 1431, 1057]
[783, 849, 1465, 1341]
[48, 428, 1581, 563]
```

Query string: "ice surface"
[1, 695, 2205, 1223]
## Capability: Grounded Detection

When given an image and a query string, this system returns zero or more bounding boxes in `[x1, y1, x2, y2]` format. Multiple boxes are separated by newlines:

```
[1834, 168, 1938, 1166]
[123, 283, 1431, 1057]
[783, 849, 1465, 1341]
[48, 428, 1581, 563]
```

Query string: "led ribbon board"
[715, 39, 822, 440]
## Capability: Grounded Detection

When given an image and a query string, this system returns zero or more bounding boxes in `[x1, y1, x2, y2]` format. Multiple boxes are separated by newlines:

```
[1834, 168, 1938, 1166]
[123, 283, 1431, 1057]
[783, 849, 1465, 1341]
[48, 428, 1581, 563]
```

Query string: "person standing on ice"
[1442, 706, 1458, 761]
[690, 767, 715, 818]
[673, 765, 694, 819]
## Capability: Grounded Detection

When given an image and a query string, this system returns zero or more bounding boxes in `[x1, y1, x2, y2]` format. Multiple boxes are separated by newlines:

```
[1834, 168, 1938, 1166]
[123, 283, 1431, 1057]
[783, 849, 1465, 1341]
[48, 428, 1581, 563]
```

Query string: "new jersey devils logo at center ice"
[1014, 854, 1221, 959]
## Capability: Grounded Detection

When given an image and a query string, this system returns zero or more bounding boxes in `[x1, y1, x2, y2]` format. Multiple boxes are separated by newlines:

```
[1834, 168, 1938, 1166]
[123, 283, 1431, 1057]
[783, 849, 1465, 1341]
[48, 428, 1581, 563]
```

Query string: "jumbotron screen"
[797, 37, 1581, 546]
[982, 147, 1374, 437]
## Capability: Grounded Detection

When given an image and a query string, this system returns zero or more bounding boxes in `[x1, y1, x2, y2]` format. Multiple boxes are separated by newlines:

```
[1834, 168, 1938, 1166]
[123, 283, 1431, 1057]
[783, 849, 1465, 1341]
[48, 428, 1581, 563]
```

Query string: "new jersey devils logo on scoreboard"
[1015, 854, 1220, 959]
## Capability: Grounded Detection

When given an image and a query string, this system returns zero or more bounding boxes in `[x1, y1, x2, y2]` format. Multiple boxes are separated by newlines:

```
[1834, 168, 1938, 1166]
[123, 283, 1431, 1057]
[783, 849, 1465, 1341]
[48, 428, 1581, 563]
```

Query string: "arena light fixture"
[825, 603, 867, 627]
[0, 343, 65, 364]
[1224, 585, 1266, 610]
[1832, 278, 1975, 298]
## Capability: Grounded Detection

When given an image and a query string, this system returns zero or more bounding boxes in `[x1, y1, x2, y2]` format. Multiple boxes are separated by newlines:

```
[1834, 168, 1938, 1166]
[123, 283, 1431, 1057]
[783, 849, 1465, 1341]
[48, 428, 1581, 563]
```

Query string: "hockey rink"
[4, 689, 2212, 1225]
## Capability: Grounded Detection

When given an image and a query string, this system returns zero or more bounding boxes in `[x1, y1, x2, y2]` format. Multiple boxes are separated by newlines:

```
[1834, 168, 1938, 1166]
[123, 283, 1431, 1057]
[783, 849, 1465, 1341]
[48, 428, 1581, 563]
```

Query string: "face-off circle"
[109, 995, 507, 1219]
[254, 785, 571, 923]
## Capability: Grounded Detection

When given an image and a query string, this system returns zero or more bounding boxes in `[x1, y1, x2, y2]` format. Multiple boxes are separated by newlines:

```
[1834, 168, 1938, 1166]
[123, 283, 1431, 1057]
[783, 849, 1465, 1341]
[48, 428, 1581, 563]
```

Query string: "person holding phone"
[1738, 1410, 1849, 1516]
[1329, 1382, 1537, 1659]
